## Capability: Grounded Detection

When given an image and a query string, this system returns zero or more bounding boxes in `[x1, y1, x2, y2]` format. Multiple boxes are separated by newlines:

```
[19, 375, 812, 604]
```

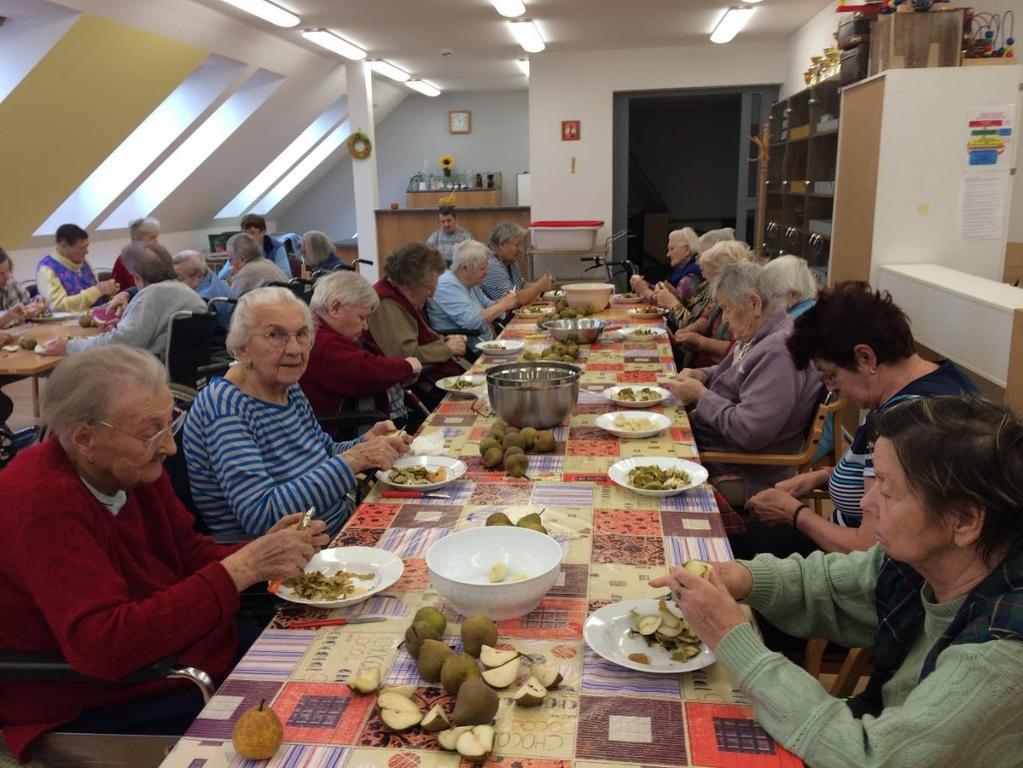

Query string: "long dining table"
[159, 300, 801, 768]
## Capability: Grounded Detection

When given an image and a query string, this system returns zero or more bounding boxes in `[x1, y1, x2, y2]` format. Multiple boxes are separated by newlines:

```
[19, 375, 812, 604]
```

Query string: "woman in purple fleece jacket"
[665, 261, 823, 508]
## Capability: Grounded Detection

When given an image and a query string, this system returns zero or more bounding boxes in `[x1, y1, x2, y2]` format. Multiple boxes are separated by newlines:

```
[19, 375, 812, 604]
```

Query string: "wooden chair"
[804, 639, 873, 698]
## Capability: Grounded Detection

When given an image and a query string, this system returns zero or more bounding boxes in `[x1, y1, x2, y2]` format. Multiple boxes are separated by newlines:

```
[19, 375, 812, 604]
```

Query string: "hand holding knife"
[268, 507, 316, 594]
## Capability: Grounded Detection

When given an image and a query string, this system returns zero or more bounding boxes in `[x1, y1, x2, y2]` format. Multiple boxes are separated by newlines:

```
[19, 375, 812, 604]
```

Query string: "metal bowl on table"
[541, 318, 608, 344]
[486, 362, 581, 429]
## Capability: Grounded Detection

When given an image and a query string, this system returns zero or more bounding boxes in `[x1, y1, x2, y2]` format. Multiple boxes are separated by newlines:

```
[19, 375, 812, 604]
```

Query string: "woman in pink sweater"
[0, 346, 327, 762]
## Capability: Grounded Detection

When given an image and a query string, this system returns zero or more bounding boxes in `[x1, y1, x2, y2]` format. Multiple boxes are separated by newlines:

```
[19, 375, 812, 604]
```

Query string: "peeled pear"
[481, 657, 520, 689]
[485, 511, 513, 527]
[413, 605, 448, 636]
[452, 677, 499, 725]
[461, 614, 498, 658]
[479, 644, 520, 669]
[231, 699, 283, 760]
[421, 703, 451, 733]
[456, 725, 496, 762]
[489, 562, 508, 583]
[531, 662, 563, 689]
[441, 652, 481, 695]
[417, 638, 452, 682]
[376, 691, 423, 731]
[683, 559, 712, 580]
[405, 621, 441, 659]
[348, 666, 381, 694]
[512, 676, 547, 707]
[436, 725, 473, 751]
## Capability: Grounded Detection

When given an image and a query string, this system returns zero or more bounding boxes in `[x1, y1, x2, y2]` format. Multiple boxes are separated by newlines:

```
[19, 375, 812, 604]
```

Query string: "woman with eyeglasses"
[736, 282, 979, 561]
[0, 345, 330, 761]
[184, 287, 410, 538]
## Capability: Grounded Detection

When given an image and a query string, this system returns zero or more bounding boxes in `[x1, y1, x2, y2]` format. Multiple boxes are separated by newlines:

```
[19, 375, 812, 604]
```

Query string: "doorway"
[612, 85, 777, 276]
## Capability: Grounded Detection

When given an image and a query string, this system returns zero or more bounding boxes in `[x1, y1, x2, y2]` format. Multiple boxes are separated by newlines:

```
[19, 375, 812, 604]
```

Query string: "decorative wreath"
[347, 131, 372, 160]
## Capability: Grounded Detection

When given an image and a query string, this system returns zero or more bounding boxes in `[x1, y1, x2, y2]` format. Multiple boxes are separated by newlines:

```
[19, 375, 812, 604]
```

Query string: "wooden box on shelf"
[868, 8, 965, 76]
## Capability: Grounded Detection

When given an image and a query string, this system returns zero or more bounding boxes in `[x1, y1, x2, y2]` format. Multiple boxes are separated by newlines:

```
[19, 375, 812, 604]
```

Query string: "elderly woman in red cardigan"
[0, 346, 327, 762]
[300, 271, 423, 429]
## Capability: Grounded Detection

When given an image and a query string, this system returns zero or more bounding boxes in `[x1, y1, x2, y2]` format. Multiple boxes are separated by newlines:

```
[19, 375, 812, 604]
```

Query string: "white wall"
[528, 42, 787, 243]
[780, 0, 837, 99]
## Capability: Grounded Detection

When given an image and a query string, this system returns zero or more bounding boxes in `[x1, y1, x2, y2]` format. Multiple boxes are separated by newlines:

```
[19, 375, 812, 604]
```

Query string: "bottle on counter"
[475, 173, 483, 189]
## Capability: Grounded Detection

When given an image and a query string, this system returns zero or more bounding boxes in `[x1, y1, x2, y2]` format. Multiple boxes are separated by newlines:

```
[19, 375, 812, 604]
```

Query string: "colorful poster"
[965, 105, 1015, 170]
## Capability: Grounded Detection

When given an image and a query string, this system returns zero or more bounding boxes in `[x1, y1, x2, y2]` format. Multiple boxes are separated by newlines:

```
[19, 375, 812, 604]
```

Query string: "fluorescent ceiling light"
[406, 80, 441, 97]
[302, 28, 366, 60]
[517, 58, 530, 76]
[491, 0, 526, 17]
[217, 0, 299, 28]
[740, 0, 763, 3]
[710, 7, 755, 44]
[509, 19, 545, 53]
[368, 59, 410, 82]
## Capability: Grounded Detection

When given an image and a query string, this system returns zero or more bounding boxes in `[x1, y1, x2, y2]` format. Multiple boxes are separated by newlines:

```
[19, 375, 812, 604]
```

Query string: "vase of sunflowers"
[439, 154, 455, 181]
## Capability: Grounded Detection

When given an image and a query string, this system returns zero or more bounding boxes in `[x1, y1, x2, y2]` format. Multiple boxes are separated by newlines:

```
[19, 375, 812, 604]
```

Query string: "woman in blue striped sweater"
[184, 287, 409, 537]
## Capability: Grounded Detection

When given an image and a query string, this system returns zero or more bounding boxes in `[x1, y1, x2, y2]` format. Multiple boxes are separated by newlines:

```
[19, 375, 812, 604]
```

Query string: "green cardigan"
[715, 546, 1023, 767]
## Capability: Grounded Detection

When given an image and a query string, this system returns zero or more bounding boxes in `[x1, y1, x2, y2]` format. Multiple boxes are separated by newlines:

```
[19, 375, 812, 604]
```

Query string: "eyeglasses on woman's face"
[262, 325, 314, 349]
[94, 406, 187, 455]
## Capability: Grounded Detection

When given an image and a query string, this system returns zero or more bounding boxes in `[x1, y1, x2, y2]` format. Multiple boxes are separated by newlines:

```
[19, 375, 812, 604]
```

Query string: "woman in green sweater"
[653, 396, 1023, 767]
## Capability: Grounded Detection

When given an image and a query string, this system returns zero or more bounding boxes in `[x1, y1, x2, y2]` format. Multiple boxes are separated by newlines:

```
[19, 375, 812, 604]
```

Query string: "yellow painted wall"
[0, 14, 207, 248]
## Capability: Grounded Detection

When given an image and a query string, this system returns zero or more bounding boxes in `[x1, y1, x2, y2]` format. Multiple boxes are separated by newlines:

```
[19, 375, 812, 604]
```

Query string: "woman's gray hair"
[226, 232, 262, 264]
[452, 239, 491, 272]
[226, 286, 314, 356]
[128, 217, 160, 241]
[713, 261, 788, 316]
[310, 271, 379, 314]
[302, 230, 335, 267]
[124, 242, 176, 284]
[488, 221, 527, 250]
[173, 249, 207, 277]
[762, 255, 816, 303]
[696, 227, 735, 253]
[697, 240, 752, 273]
[42, 346, 166, 444]
[672, 227, 700, 254]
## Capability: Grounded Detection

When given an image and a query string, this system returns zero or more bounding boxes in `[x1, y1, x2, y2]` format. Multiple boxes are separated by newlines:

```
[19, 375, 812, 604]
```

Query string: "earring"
[870, 368, 876, 375]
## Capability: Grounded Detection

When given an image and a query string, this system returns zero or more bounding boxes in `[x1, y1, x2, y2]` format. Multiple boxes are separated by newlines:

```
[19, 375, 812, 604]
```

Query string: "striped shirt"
[479, 254, 525, 303]
[183, 377, 362, 537]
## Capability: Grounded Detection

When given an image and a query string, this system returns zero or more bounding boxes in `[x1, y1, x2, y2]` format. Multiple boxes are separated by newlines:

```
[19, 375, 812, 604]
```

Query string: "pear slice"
[489, 562, 508, 583]
[421, 703, 451, 733]
[436, 725, 473, 751]
[481, 657, 520, 688]
[377, 691, 423, 731]
[512, 676, 547, 707]
[655, 622, 682, 639]
[683, 558, 712, 580]
[378, 684, 418, 698]
[637, 614, 663, 636]
[456, 725, 496, 761]
[530, 662, 563, 690]
[657, 600, 683, 629]
[348, 666, 381, 694]
[479, 644, 520, 669]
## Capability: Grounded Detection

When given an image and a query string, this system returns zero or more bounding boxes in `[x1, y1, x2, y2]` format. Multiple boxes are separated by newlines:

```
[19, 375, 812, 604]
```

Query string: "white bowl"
[608, 457, 709, 497]
[561, 283, 614, 311]
[377, 456, 467, 491]
[426, 526, 563, 620]
[595, 410, 671, 438]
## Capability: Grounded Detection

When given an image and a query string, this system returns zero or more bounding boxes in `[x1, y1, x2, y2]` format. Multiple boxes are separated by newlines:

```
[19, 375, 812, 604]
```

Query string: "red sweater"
[0, 439, 243, 761]
[300, 319, 413, 416]
[111, 256, 133, 293]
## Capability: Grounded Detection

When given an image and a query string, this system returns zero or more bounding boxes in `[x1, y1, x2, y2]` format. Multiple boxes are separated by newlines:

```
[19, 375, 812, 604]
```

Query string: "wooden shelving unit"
[763, 77, 841, 281]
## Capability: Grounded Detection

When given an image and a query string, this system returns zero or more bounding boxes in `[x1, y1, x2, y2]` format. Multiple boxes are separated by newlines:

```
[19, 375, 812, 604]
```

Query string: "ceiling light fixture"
[406, 79, 442, 97]
[740, 0, 763, 3]
[491, 0, 526, 17]
[367, 59, 411, 82]
[517, 58, 530, 76]
[217, 0, 299, 28]
[302, 29, 366, 60]
[710, 6, 755, 44]
[509, 19, 545, 53]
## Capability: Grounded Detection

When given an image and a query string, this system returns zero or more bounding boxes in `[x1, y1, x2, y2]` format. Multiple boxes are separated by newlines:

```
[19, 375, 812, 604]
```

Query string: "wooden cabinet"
[764, 78, 841, 281]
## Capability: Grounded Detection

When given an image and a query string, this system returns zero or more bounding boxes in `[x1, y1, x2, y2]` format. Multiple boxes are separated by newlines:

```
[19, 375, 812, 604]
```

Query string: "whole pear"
[405, 621, 441, 659]
[461, 614, 498, 658]
[441, 652, 481, 695]
[417, 639, 452, 682]
[485, 512, 513, 527]
[452, 677, 499, 725]
[516, 512, 548, 535]
[413, 606, 448, 636]
[231, 699, 283, 760]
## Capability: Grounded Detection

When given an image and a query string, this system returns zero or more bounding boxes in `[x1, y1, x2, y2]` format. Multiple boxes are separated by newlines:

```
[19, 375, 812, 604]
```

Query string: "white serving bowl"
[561, 283, 614, 312]
[426, 526, 564, 620]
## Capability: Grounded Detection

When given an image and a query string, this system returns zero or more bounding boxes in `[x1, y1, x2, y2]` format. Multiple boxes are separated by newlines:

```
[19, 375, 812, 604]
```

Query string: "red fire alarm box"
[561, 120, 580, 141]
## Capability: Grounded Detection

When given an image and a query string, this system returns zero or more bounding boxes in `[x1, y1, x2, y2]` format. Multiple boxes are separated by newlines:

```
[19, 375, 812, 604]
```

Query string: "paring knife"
[286, 616, 387, 630]
[381, 490, 448, 499]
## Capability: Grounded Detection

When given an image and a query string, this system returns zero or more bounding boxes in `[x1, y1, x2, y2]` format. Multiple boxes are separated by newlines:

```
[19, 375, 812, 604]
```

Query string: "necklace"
[733, 339, 754, 363]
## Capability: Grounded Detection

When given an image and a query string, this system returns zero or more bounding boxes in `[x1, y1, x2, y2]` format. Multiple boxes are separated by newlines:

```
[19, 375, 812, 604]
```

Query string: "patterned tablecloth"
[160, 304, 801, 768]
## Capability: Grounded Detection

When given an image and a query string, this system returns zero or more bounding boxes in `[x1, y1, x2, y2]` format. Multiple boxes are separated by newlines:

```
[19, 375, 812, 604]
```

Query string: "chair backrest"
[795, 394, 847, 471]
[267, 278, 315, 305]
[21, 280, 38, 300]
[165, 310, 217, 389]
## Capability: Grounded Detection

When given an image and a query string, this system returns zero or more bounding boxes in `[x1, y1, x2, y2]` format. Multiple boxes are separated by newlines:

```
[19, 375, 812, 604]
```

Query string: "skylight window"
[250, 119, 352, 215]
[100, 68, 283, 230]
[216, 97, 347, 220]
[36, 55, 245, 234]
[0, 1, 79, 104]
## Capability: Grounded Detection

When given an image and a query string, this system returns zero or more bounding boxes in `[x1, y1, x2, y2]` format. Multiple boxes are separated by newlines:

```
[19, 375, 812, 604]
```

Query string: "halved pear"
[479, 644, 520, 669]
[683, 558, 712, 580]
[421, 703, 451, 733]
[637, 614, 663, 636]
[348, 666, 381, 694]
[456, 725, 496, 761]
[377, 691, 423, 731]
[658, 600, 683, 629]
[656, 622, 682, 639]
[481, 657, 520, 688]
[530, 662, 563, 689]
[436, 725, 473, 751]
[512, 676, 547, 707]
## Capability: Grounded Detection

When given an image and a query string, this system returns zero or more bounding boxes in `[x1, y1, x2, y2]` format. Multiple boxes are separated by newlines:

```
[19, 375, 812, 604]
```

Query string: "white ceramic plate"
[29, 311, 78, 324]
[628, 307, 668, 318]
[601, 385, 671, 408]
[608, 457, 709, 497]
[516, 305, 555, 319]
[276, 547, 404, 608]
[595, 410, 671, 439]
[613, 293, 643, 304]
[436, 374, 486, 396]
[542, 290, 565, 300]
[617, 325, 668, 341]
[477, 340, 526, 356]
[584, 598, 715, 674]
[377, 455, 468, 491]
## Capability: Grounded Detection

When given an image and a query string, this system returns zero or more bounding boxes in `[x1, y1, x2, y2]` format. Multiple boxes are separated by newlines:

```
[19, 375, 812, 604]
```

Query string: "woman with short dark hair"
[738, 282, 978, 560]
[652, 396, 1023, 768]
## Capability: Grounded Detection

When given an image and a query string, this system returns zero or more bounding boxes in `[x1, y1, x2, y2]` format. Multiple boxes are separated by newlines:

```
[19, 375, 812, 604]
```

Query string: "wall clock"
[449, 110, 471, 134]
